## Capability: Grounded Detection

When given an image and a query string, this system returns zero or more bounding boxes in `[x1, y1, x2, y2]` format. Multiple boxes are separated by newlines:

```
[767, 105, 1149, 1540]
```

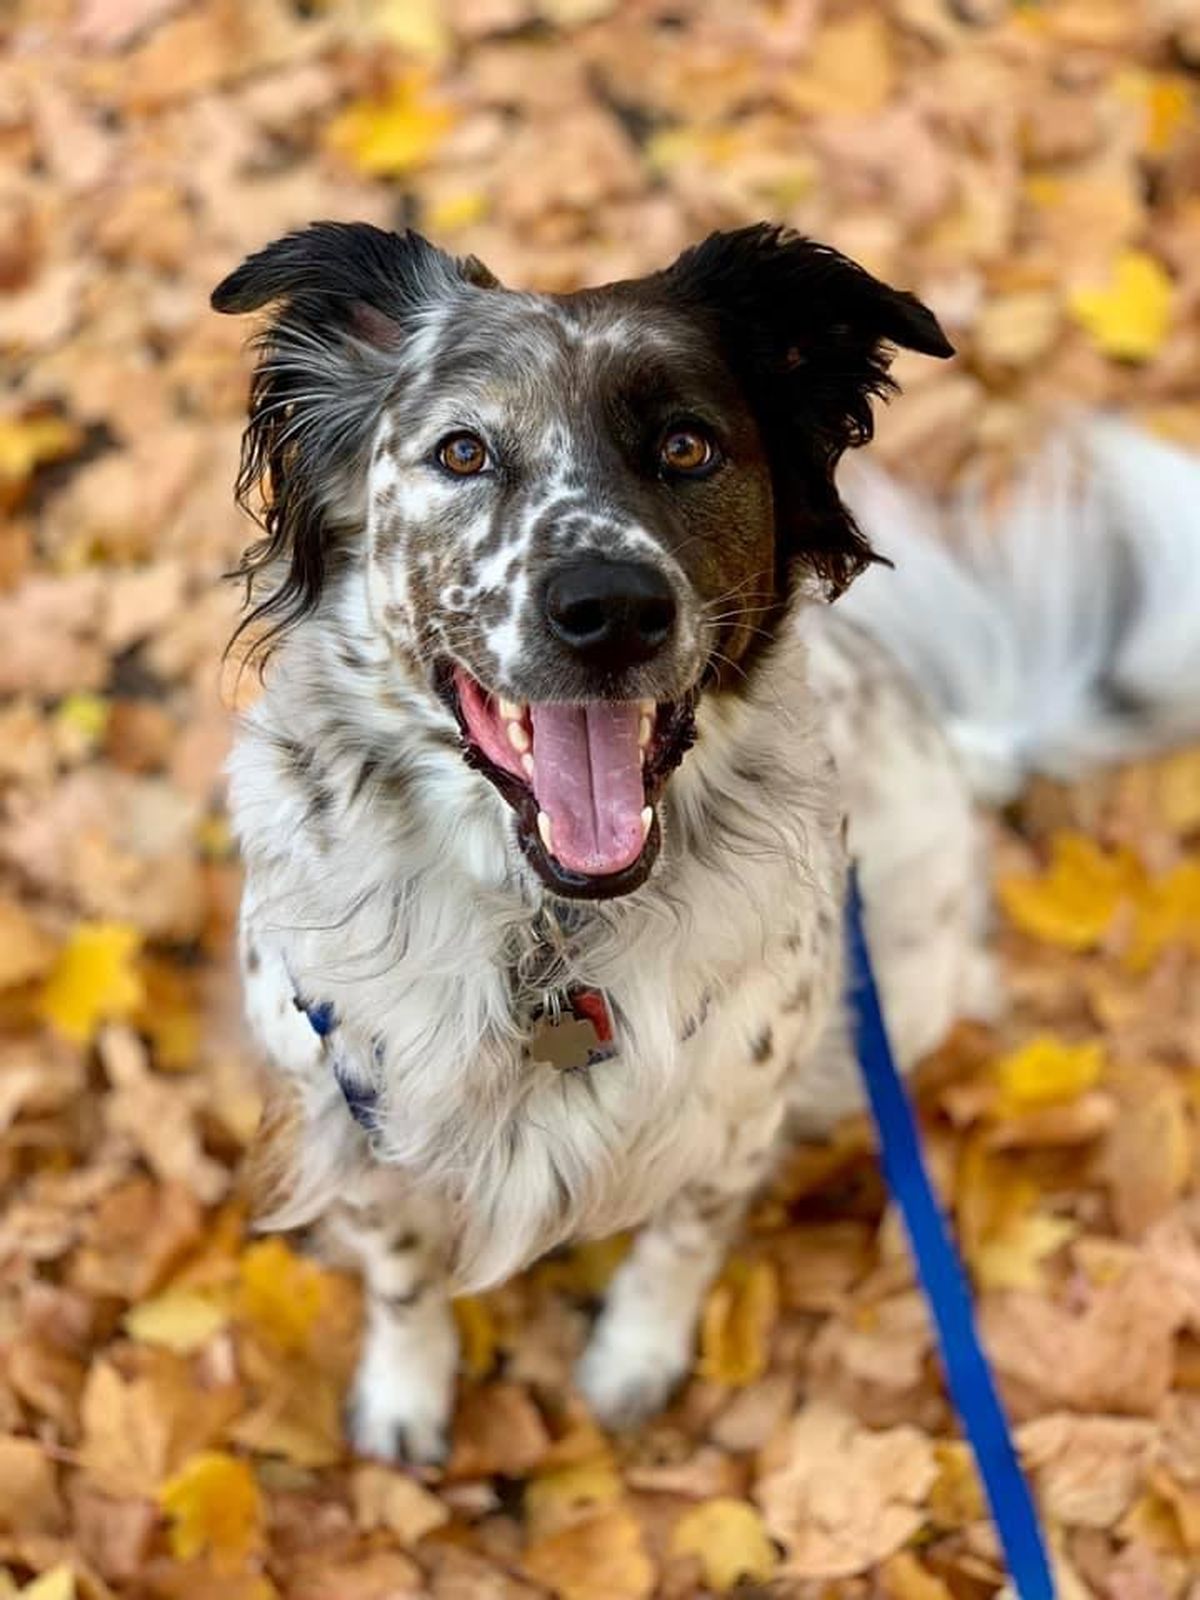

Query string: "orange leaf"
[158, 1450, 264, 1571]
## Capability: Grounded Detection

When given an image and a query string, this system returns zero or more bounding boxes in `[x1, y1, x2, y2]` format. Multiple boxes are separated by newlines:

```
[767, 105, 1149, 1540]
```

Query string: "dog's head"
[214, 223, 950, 899]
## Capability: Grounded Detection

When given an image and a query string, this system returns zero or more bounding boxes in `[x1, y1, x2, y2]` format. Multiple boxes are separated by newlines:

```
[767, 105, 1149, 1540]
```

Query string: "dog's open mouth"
[442, 665, 697, 898]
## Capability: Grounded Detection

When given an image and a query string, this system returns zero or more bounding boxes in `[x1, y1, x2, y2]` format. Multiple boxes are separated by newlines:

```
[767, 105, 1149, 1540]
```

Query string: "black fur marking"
[750, 1026, 773, 1063]
[656, 223, 951, 598]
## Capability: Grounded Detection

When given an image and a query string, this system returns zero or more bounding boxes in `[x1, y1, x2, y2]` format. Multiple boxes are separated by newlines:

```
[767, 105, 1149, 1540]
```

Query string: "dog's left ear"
[213, 223, 496, 656]
[660, 224, 953, 594]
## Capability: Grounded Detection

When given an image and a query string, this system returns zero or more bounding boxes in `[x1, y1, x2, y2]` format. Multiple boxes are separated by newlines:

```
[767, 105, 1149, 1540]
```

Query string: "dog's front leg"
[326, 1179, 459, 1466]
[576, 1180, 755, 1430]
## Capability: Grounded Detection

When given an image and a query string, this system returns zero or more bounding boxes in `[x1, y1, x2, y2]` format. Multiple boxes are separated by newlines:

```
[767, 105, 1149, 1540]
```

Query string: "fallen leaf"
[1018, 1413, 1157, 1528]
[236, 1238, 330, 1357]
[697, 1256, 778, 1387]
[785, 13, 896, 117]
[0, 901, 58, 992]
[351, 1465, 449, 1544]
[16, 1570, 75, 1600]
[124, 1289, 229, 1354]
[452, 1295, 498, 1380]
[998, 833, 1142, 950]
[326, 73, 457, 176]
[523, 1505, 654, 1600]
[1101, 1065, 1194, 1238]
[958, 1140, 1076, 1291]
[670, 1498, 777, 1593]
[36, 923, 144, 1045]
[1069, 250, 1174, 362]
[0, 414, 80, 503]
[158, 1451, 264, 1571]
[756, 1402, 937, 1578]
[0, 1439, 63, 1535]
[992, 1035, 1105, 1116]
[525, 1453, 623, 1541]
[78, 1356, 243, 1500]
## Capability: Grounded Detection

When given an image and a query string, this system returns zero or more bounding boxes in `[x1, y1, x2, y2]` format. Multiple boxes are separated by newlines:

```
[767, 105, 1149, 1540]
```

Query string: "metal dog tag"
[529, 1011, 603, 1071]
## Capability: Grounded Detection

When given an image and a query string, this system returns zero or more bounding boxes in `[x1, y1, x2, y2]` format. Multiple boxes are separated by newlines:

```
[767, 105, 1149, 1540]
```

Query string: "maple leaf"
[670, 1498, 778, 1592]
[453, 1293, 499, 1379]
[756, 1402, 937, 1579]
[1068, 249, 1174, 361]
[158, 1450, 265, 1572]
[236, 1237, 329, 1356]
[36, 921, 144, 1043]
[992, 1035, 1105, 1116]
[997, 832, 1143, 950]
[325, 73, 457, 177]
[698, 1256, 778, 1387]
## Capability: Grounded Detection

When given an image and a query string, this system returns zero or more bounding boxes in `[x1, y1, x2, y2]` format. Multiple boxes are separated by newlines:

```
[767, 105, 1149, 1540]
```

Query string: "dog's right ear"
[213, 223, 494, 657]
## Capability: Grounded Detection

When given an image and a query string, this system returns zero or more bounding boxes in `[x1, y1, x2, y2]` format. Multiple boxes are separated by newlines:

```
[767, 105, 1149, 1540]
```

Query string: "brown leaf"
[0, 1438, 64, 1535]
[523, 1504, 655, 1600]
[755, 1402, 937, 1579]
[1018, 1414, 1157, 1528]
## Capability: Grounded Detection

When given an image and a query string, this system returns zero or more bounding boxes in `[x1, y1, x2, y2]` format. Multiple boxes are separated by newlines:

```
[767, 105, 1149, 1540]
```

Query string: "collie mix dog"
[213, 223, 1200, 1463]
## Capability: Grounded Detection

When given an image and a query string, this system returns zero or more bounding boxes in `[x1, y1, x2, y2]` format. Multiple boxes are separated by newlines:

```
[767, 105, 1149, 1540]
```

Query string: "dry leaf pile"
[2, 2, 1199, 1596]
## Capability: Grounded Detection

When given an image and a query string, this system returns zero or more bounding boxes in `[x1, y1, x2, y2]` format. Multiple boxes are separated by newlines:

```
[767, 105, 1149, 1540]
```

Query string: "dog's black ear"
[661, 224, 953, 594]
[213, 223, 494, 657]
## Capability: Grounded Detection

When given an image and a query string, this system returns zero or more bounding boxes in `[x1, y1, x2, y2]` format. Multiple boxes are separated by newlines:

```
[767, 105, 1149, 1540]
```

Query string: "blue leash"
[846, 868, 1055, 1600]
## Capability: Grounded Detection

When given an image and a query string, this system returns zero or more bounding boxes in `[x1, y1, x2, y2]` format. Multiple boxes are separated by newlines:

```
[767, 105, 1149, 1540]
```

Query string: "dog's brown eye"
[660, 427, 717, 476]
[437, 432, 489, 476]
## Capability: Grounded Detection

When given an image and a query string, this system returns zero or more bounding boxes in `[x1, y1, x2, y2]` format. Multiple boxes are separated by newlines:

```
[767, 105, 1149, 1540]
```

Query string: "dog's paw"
[345, 1363, 452, 1466]
[576, 1313, 690, 1431]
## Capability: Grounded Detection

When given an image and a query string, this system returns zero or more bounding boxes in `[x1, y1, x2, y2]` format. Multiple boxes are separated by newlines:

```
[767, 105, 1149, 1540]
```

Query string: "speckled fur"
[217, 223, 989, 1458]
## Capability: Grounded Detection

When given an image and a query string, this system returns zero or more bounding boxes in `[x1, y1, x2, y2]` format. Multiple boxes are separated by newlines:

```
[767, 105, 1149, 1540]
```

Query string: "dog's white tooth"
[537, 810, 554, 853]
[640, 806, 654, 839]
[521, 753, 535, 778]
[498, 697, 524, 722]
[638, 715, 653, 748]
[507, 720, 531, 753]
[638, 698, 655, 716]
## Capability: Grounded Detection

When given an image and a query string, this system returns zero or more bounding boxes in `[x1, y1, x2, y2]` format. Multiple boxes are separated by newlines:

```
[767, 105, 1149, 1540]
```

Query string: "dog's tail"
[837, 415, 1200, 802]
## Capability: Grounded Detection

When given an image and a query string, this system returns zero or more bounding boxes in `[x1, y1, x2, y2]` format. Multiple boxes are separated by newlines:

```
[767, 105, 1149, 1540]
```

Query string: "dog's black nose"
[544, 560, 677, 667]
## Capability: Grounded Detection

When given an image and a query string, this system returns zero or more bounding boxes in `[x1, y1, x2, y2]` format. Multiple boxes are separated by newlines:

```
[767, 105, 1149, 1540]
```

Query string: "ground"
[1, 2, 1198, 1597]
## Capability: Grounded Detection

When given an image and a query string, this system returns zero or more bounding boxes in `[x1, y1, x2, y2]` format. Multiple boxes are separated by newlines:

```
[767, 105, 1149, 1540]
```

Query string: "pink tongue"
[530, 702, 645, 877]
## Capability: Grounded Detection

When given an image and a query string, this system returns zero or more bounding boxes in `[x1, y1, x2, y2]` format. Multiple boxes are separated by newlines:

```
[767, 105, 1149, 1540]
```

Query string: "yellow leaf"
[533, 1233, 630, 1297]
[124, 1289, 229, 1354]
[361, 0, 450, 59]
[927, 1440, 986, 1530]
[426, 189, 489, 233]
[1116, 71, 1193, 158]
[525, 1454, 623, 1541]
[159, 1451, 264, 1572]
[53, 691, 109, 748]
[19, 1570, 74, 1600]
[671, 1498, 777, 1592]
[957, 1139, 1075, 1291]
[1068, 250, 1173, 362]
[236, 1238, 329, 1355]
[1126, 859, 1200, 971]
[326, 73, 456, 177]
[993, 1036, 1105, 1115]
[0, 415, 80, 490]
[453, 1294, 498, 1379]
[698, 1256, 778, 1387]
[37, 921, 144, 1044]
[998, 832, 1142, 949]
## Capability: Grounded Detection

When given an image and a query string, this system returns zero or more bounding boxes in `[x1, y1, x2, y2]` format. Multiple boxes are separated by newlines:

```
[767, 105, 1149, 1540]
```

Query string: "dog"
[213, 222, 1200, 1463]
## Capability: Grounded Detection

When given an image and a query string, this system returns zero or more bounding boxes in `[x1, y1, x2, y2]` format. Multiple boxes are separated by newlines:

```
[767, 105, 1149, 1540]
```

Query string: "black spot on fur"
[750, 1026, 773, 1063]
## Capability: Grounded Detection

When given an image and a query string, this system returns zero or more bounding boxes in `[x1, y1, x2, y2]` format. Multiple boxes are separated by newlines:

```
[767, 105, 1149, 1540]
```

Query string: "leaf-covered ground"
[2, 3, 1199, 1597]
